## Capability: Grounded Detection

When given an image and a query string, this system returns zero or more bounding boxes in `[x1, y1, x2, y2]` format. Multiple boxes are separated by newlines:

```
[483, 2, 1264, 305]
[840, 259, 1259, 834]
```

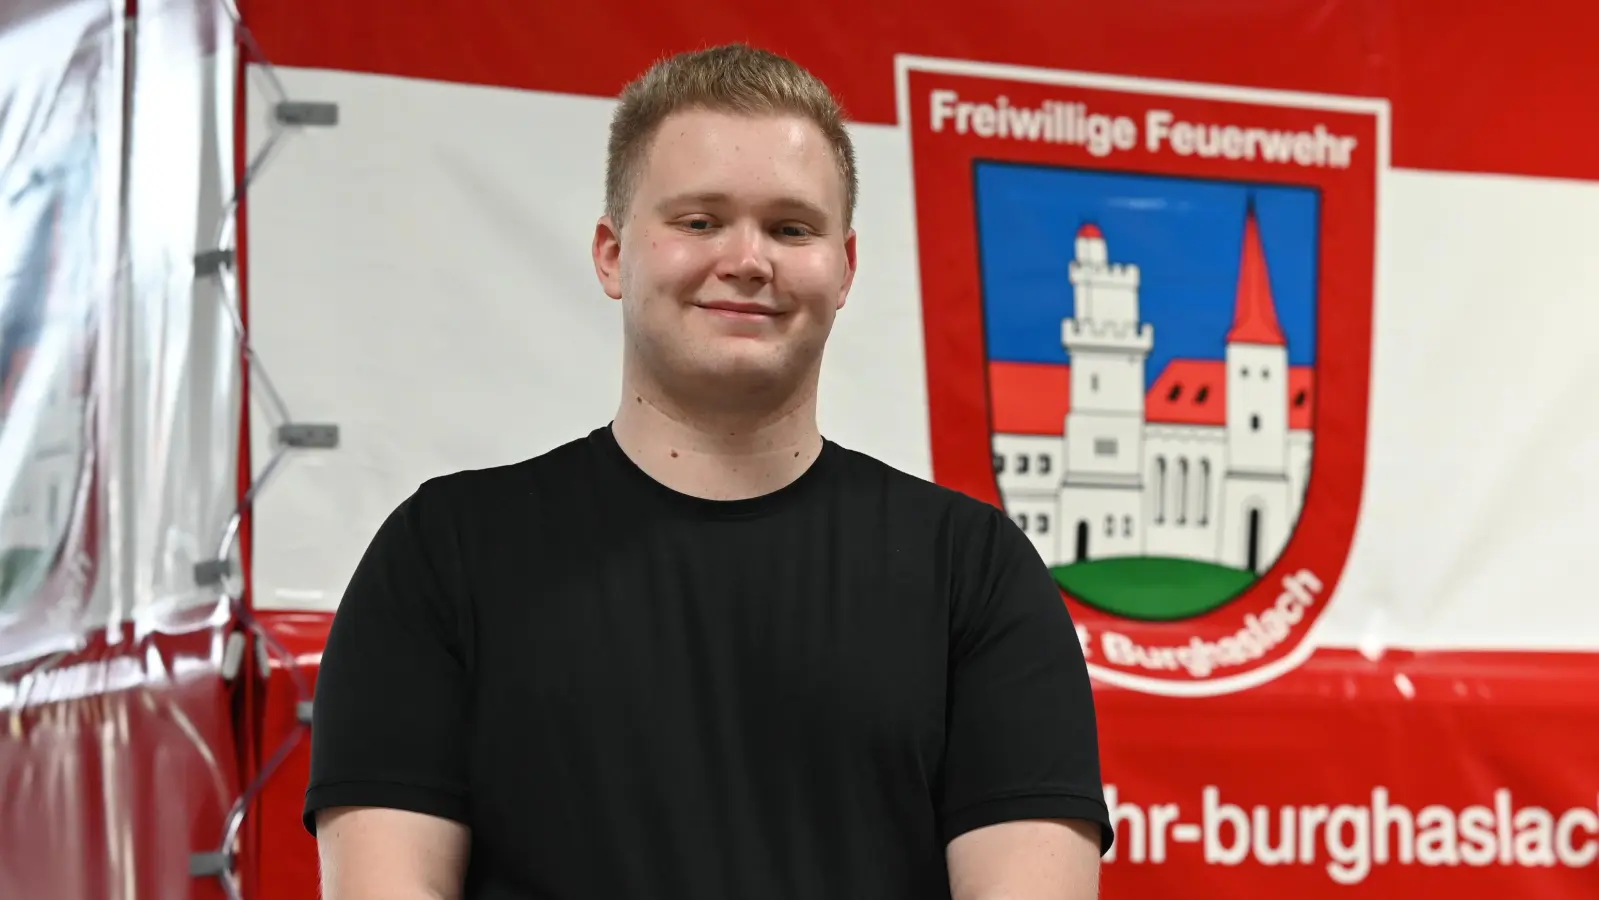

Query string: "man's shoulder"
[402, 429, 603, 519]
[831, 445, 1052, 624]
[831, 443, 1013, 539]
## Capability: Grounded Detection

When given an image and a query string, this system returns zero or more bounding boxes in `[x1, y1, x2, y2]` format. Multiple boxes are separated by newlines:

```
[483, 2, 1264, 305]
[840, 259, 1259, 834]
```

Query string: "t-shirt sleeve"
[940, 506, 1114, 855]
[301, 482, 473, 835]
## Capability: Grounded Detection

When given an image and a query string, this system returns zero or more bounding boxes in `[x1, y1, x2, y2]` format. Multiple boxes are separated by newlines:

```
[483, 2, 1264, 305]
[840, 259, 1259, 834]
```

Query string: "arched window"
[1154, 456, 1167, 524]
[1176, 457, 1189, 525]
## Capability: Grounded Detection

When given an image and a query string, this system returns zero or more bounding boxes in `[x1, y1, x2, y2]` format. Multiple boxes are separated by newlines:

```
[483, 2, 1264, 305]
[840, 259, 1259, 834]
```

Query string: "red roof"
[1078, 223, 1103, 239]
[1226, 204, 1286, 346]
[1146, 361, 1314, 430]
[1145, 360, 1225, 426]
[1287, 366, 1314, 430]
[990, 358, 1314, 434]
[988, 361, 1070, 435]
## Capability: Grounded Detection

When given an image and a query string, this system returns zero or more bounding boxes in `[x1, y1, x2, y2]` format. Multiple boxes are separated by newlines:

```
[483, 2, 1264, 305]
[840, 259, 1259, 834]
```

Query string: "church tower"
[1219, 199, 1294, 573]
[1058, 223, 1153, 563]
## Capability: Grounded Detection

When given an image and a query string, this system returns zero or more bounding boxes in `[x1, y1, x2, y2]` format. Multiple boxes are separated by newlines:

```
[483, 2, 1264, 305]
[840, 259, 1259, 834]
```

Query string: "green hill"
[1052, 555, 1255, 621]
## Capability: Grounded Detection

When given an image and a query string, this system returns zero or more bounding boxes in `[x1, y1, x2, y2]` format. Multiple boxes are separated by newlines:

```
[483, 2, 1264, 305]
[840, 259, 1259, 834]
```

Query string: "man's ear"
[592, 215, 623, 300]
[836, 227, 858, 311]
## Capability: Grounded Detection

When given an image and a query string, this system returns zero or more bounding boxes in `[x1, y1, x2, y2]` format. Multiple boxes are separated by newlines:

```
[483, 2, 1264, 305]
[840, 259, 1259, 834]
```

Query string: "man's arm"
[316, 807, 471, 900]
[947, 819, 1102, 900]
[302, 484, 476, 898]
[939, 504, 1113, 898]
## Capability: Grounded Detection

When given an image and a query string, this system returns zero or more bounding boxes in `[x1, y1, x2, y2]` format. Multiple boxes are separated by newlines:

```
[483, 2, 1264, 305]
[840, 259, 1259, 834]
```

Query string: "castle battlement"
[1069, 260, 1141, 289]
[1062, 317, 1154, 352]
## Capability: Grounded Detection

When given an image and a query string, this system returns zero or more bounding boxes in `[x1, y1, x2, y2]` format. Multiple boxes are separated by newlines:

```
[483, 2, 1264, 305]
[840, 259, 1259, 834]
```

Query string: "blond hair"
[604, 43, 858, 229]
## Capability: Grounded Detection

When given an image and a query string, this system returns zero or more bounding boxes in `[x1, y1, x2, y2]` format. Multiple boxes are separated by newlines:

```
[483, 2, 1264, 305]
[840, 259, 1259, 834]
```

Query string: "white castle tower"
[1219, 201, 1294, 573]
[1058, 223, 1154, 563]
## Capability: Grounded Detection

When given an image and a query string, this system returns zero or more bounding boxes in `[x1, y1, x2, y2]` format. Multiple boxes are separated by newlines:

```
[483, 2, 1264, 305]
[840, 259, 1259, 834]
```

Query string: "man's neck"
[610, 375, 825, 502]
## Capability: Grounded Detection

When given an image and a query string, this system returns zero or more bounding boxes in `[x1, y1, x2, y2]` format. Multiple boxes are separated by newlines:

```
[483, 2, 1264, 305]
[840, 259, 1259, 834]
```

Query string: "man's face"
[594, 108, 856, 407]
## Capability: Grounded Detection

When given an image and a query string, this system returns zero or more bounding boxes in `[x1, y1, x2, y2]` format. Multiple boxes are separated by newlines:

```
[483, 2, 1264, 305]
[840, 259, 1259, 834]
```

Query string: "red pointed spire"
[1226, 199, 1286, 346]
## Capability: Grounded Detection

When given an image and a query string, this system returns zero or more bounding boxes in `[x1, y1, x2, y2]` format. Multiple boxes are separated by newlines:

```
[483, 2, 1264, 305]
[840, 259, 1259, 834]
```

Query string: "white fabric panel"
[116, 0, 242, 635]
[0, 0, 119, 664]
[244, 67, 1599, 654]
[1318, 168, 1599, 652]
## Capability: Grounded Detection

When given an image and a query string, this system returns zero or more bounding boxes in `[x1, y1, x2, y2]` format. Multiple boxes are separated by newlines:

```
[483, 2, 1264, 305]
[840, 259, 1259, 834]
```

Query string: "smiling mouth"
[698, 302, 780, 319]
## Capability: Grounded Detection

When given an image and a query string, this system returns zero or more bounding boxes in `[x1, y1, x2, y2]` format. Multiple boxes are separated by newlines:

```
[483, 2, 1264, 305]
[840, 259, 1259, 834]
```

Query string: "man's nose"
[718, 222, 773, 282]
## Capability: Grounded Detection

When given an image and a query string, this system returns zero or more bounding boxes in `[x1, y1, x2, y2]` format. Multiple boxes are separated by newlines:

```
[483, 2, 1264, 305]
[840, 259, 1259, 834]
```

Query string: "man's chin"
[678, 350, 804, 396]
[696, 355, 789, 386]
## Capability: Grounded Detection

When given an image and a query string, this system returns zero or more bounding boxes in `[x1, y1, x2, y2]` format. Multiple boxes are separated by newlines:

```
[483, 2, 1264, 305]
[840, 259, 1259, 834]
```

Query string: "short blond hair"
[604, 43, 858, 229]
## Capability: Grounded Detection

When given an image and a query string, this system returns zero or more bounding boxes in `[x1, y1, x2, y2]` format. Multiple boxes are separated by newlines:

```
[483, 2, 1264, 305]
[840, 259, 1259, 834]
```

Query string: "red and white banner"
[232, 2, 1599, 898]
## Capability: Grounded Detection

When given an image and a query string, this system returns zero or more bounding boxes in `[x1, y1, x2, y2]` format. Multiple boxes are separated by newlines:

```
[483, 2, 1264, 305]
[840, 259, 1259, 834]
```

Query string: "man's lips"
[698, 300, 781, 318]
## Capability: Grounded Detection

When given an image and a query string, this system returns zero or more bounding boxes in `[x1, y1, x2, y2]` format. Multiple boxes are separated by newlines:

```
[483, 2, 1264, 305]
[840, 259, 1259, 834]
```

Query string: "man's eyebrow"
[655, 191, 732, 211]
[655, 191, 833, 223]
[769, 197, 833, 223]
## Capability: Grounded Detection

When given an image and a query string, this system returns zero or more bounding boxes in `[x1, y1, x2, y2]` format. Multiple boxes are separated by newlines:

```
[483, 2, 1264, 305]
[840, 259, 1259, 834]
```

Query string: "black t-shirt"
[303, 425, 1112, 899]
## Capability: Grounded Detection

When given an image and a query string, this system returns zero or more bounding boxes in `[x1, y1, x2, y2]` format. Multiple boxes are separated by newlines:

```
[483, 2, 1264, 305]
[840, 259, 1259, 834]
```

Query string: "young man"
[305, 44, 1113, 900]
